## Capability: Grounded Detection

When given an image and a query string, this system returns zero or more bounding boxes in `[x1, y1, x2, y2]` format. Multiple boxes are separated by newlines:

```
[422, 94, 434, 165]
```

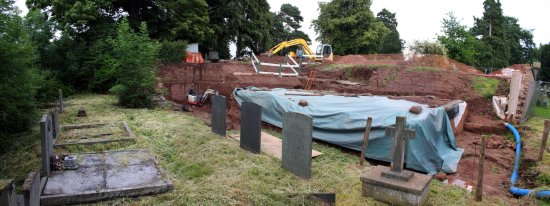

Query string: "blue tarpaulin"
[234, 87, 463, 174]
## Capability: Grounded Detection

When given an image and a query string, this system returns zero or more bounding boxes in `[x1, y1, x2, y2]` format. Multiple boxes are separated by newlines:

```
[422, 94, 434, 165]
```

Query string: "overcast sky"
[15, 0, 550, 48]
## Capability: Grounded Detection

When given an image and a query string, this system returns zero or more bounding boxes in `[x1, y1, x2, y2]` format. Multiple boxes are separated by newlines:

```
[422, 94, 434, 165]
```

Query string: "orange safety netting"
[185, 52, 205, 63]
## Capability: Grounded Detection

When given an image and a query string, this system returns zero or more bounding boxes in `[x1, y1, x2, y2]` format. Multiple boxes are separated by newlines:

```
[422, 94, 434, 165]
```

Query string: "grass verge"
[473, 77, 500, 99]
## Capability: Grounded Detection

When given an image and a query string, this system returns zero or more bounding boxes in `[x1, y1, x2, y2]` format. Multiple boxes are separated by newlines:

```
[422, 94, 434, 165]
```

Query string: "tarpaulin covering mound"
[234, 88, 464, 174]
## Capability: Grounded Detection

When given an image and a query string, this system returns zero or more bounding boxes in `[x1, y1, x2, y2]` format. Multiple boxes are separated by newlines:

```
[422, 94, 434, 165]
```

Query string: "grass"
[472, 77, 500, 99]
[0, 94, 518, 205]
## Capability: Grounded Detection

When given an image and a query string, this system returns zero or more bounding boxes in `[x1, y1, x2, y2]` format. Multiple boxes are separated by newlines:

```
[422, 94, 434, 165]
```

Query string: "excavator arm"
[267, 39, 315, 56]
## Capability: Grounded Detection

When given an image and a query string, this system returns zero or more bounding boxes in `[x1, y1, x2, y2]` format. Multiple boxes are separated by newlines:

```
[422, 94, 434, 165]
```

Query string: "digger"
[265, 38, 334, 62]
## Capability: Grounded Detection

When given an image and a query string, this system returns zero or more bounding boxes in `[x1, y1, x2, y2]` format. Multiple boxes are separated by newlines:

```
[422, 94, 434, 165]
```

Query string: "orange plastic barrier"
[185, 52, 205, 63]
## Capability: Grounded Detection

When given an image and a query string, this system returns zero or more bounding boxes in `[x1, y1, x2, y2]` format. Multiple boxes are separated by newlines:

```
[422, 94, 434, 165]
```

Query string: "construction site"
[159, 47, 547, 202]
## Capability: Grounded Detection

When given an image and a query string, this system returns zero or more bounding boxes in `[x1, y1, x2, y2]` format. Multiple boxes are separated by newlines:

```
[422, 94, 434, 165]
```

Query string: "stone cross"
[382, 116, 416, 181]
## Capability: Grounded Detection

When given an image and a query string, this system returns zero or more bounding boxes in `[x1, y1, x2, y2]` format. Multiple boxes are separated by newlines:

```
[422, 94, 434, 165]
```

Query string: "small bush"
[108, 18, 160, 108]
[159, 40, 187, 63]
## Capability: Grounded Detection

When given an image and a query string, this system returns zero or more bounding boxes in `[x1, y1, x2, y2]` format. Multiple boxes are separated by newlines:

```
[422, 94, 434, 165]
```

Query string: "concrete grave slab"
[50, 110, 60, 139]
[40, 150, 172, 206]
[240, 102, 262, 153]
[0, 179, 16, 206]
[211, 95, 227, 136]
[229, 132, 322, 160]
[361, 166, 431, 206]
[282, 112, 313, 179]
[54, 122, 136, 147]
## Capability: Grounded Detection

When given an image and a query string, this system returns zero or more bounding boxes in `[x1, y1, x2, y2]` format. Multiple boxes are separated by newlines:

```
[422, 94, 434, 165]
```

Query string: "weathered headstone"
[382, 116, 416, 181]
[58, 89, 63, 113]
[40, 114, 54, 177]
[281, 112, 313, 179]
[211, 95, 227, 136]
[360, 116, 432, 206]
[22, 171, 41, 206]
[240, 102, 262, 153]
[49, 110, 60, 139]
[0, 179, 16, 206]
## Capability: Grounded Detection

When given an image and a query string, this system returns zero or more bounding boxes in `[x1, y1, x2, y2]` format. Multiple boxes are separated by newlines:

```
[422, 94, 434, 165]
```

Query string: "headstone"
[58, 89, 63, 113]
[77, 107, 87, 117]
[281, 112, 313, 179]
[360, 116, 432, 206]
[308, 193, 335, 205]
[211, 95, 227, 136]
[49, 110, 60, 139]
[240, 102, 262, 153]
[0, 179, 16, 206]
[40, 114, 54, 177]
[22, 171, 40, 206]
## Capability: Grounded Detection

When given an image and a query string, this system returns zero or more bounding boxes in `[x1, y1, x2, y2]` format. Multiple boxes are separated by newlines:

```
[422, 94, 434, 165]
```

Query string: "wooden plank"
[538, 120, 550, 161]
[476, 135, 486, 201]
[360, 117, 373, 166]
[229, 132, 322, 159]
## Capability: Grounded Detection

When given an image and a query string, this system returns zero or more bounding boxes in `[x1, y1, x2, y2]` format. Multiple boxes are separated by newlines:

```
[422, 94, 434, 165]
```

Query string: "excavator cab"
[315, 44, 334, 62]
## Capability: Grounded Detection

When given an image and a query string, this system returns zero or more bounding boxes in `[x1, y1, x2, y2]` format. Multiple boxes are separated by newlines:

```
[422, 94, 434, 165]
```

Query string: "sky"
[15, 0, 550, 48]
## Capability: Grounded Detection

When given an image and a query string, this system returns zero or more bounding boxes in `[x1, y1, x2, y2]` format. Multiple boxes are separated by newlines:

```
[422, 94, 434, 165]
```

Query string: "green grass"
[0, 94, 516, 205]
[472, 77, 500, 99]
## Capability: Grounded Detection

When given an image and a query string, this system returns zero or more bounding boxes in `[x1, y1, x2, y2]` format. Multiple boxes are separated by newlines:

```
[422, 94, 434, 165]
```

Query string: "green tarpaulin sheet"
[234, 87, 463, 174]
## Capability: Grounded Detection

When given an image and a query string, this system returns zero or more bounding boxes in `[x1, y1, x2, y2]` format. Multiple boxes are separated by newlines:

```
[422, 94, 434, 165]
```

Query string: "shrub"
[159, 40, 187, 63]
[409, 40, 448, 56]
[108, 18, 160, 108]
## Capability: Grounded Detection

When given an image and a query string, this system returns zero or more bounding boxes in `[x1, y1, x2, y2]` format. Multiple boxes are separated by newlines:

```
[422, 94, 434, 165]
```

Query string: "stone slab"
[229, 132, 322, 159]
[282, 112, 313, 179]
[0, 179, 16, 206]
[40, 114, 54, 177]
[240, 102, 262, 153]
[50, 110, 60, 139]
[211, 95, 227, 136]
[360, 166, 432, 206]
[22, 171, 41, 206]
[40, 150, 172, 206]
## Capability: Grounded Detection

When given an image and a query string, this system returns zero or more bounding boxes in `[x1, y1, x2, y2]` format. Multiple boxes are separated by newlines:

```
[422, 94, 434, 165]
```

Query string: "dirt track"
[158, 55, 524, 201]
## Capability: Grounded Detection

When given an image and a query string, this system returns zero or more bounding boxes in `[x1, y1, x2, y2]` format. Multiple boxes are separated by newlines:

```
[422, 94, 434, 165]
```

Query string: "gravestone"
[360, 116, 432, 206]
[281, 112, 313, 179]
[49, 110, 60, 139]
[0, 179, 16, 206]
[22, 171, 40, 206]
[40, 114, 54, 177]
[58, 89, 63, 113]
[240, 102, 262, 153]
[211, 95, 227, 136]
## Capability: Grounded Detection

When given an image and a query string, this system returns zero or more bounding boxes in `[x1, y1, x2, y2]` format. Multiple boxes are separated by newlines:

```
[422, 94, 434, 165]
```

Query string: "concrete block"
[360, 166, 431, 206]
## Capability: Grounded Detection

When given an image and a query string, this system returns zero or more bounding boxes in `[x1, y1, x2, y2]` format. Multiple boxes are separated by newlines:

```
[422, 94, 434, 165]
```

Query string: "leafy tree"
[107, 18, 160, 108]
[437, 13, 481, 66]
[376, 8, 403, 53]
[278, 3, 303, 32]
[0, 0, 38, 133]
[409, 40, 448, 56]
[312, 0, 388, 55]
[539, 44, 550, 81]
[164, 0, 212, 42]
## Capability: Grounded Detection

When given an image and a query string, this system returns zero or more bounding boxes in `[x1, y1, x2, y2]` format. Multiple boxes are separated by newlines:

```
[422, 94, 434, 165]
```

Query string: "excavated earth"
[158, 55, 526, 200]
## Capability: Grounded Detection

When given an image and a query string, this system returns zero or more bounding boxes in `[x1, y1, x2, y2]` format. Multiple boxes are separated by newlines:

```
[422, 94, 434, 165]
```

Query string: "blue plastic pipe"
[504, 123, 550, 199]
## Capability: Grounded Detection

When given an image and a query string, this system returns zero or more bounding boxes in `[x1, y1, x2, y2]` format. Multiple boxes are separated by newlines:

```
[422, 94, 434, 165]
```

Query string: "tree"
[0, 0, 38, 133]
[437, 13, 481, 66]
[107, 18, 160, 108]
[376, 8, 403, 53]
[409, 40, 448, 56]
[312, 0, 388, 55]
[539, 44, 550, 81]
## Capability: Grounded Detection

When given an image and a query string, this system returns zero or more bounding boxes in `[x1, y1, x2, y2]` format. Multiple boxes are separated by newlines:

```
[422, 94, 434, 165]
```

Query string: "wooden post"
[538, 120, 550, 161]
[360, 117, 373, 166]
[476, 136, 486, 201]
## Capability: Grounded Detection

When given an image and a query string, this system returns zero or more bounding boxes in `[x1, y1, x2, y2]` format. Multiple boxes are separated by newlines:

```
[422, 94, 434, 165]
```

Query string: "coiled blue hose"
[504, 123, 550, 199]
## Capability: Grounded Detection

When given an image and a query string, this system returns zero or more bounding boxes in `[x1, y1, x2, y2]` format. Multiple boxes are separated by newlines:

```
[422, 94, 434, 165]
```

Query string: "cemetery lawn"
[0, 94, 527, 205]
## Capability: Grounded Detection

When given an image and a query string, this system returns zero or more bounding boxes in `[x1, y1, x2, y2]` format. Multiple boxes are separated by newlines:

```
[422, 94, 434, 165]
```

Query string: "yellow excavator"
[266, 38, 333, 62]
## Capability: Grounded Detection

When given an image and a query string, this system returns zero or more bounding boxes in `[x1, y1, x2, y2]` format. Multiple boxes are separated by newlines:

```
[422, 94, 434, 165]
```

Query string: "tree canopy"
[376, 8, 403, 53]
[312, 0, 389, 55]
